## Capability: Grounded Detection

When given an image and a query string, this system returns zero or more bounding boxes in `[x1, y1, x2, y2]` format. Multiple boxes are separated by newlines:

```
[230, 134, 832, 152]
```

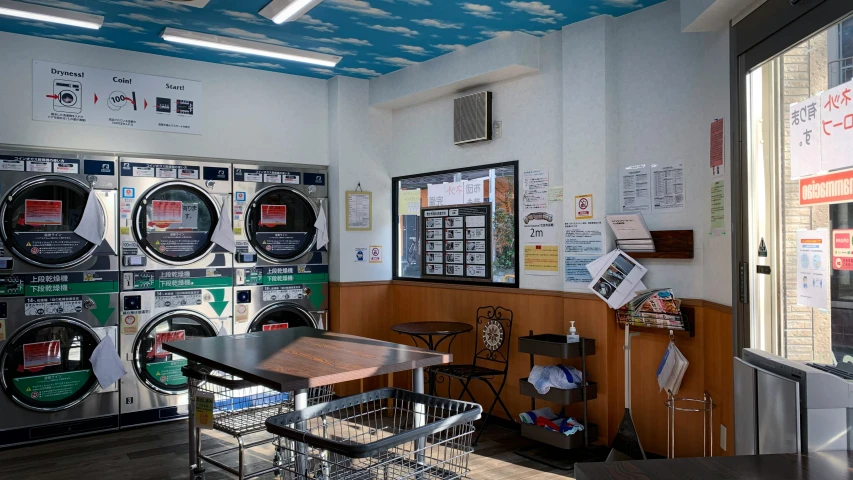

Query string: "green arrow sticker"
[208, 288, 229, 317]
[307, 283, 326, 310]
[88, 294, 115, 326]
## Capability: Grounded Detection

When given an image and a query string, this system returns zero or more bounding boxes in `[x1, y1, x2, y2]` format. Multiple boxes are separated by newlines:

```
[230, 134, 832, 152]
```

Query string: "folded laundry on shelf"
[519, 406, 559, 425]
[528, 364, 583, 394]
[519, 407, 586, 436]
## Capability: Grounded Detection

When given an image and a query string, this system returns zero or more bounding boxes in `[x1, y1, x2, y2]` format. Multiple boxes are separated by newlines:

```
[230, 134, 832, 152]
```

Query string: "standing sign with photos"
[421, 204, 492, 282]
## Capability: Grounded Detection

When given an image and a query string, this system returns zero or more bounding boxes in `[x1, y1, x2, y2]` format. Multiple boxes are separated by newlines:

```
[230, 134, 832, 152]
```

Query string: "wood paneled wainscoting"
[329, 281, 734, 458]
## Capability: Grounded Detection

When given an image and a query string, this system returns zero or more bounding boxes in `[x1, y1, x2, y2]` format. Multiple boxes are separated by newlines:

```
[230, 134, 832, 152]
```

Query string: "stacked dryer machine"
[0, 149, 121, 447]
[232, 164, 328, 335]
[117, 157, 234, 428]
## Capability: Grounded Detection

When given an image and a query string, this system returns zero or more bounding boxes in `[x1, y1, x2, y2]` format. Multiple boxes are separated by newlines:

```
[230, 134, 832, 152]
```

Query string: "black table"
[164, 327, 452, 479]
[391, 321, 473, 394]
[574, 450, 853, 480]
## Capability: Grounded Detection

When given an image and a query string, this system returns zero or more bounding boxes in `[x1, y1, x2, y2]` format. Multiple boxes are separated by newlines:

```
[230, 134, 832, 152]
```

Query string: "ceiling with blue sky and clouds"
[0, 0, 664, 79]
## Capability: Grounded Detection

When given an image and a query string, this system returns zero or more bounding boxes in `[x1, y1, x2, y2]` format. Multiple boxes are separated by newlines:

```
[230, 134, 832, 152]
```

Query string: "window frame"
[391, 160, 520, 288]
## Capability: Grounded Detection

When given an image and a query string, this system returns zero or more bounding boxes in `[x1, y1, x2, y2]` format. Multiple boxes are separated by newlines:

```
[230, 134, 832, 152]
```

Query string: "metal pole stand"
[665, 391, 714, 458]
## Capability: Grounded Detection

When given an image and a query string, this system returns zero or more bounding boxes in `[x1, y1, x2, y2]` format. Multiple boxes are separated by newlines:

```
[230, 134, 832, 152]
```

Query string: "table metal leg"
[295, 388, 309, 477]
[413, 367, 426, 471]
[187, 360, 204, 480]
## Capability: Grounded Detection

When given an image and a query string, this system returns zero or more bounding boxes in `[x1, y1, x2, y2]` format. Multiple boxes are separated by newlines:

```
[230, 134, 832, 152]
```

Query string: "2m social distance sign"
[33, 61, 202, 135]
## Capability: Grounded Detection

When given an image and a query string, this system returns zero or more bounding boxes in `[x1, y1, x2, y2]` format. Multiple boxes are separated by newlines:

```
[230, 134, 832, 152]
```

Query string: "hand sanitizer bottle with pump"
[567, 321, 580, 343]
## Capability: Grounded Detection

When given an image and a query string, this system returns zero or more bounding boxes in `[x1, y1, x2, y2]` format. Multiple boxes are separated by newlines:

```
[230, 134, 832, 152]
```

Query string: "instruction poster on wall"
[620, 165, 651, 213]
[796, 229, 828, 309]
[32, 60, 202, 135]
[564, 221, 605, 286]
[346, 191, 372, 230]
[398, 189, 421, 215]
[710, 118, 725, 177]
[651, 163, 685, 213]
[710, 180, 726, 235]
[524, 245, 559, 275]
[421, 204, 491, 282]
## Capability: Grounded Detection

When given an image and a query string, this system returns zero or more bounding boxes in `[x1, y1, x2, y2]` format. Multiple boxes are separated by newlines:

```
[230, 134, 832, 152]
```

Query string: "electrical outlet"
[720, 424, 727, 451]
[493, 121, 502, 139]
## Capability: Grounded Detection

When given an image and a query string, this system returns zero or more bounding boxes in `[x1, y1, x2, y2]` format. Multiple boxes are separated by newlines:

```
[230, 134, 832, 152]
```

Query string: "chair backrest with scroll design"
[472, 306, 513, 373]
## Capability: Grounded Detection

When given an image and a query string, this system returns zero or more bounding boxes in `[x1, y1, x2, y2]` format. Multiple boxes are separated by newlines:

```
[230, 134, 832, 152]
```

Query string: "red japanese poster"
[154, 330, 185, 358]
[799, 168, 853, 206]
[24, 200, 63, 226]
[833, 229, 853, 270]
[820, 80, 853, 172]
[710, 118, 724, 171]
[260, 205, 287, 227]
[151, 200, 183, 228]
[262, 323, 289, 331]
[23, 340, 61, 370]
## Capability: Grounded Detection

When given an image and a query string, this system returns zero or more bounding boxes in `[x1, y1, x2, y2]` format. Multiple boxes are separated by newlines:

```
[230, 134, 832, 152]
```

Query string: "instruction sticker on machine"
[155, 290, 202, 308]
[263, 323, 289, 331]
[25, 296, 83, 316]
[13, 370, 92, 402]
[151, 200, 183, 226]
[262, 286, 303, 301]
[23, 340, 62, 370]
[154, 330, 185, 358]
[25, 200, 62, 226]
[260, 205, 287, 226]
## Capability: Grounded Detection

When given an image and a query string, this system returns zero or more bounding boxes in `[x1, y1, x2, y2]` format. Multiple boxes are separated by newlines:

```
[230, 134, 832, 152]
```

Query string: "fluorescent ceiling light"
[259, 0, 323, 24]
[0, 0, 103, 29]
[160, 28, 341, 67]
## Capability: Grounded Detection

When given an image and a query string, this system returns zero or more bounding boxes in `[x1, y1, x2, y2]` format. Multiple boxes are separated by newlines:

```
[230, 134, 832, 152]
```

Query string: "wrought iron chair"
[431, 306, 514, 445]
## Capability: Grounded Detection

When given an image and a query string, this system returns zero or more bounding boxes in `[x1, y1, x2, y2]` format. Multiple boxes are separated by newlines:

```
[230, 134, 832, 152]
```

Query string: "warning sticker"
[260, 205, 287, 227]
[23, 340, 62, 370]
[145, 359, 187, 386]
[254, 232, 307, 255]
[146, 232, 209, 257]
[263, 323, 289, 331]
[25, 200, 62, 226]
[154, 330, 185, 358]
[122, 314, 138, 335]
[151, 200, 183, 227]
[13, 370, 91, 402]
[17, 232, 89, 260]
[155, 290, 202, 308]
[833, 229, 853, 271]
[24, 296, 83, 316]
[262, 285, 303, 301]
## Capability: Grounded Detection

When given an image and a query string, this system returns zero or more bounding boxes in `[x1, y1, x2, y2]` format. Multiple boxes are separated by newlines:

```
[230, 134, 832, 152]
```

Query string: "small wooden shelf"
[519, 379, 597, 404]
[521, 422, 598, 449]
[622, 230, 694, 259]
[518, 335, 596, 359]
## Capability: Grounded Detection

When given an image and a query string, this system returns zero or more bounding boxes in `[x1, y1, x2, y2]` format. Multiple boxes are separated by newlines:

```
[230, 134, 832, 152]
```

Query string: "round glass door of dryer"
[134, 183, 219, 265]
[245, 187, 317, 262]
[132, 311, 216, 394]
[0, 177, 98, 268]
[0, 318, 100, 412]
[248, 304, 317, 332]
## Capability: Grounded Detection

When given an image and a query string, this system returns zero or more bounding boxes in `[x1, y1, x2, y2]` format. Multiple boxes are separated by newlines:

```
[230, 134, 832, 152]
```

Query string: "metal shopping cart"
[183, 364, 334, 480]
[265, 388, 482, 480]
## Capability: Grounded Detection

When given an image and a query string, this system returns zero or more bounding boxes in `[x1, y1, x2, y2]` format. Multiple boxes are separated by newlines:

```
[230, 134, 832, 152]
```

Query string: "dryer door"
[245, 187, 318, 262]
[0, 318, 100, 412]
[134, 182, 220, 265]
[249, 303, 317, 332]
[131, 311, 216, 395]
[0, 176, 99, 268]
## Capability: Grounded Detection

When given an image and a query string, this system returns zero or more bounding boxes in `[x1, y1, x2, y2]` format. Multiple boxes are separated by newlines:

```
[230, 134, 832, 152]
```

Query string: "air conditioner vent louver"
[454, 91, 492, 145]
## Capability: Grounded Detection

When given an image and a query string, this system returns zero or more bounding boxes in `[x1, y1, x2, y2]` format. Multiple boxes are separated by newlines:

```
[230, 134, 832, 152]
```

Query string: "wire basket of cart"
[182, 364, 334, 480]
[265, 388, 482, 480]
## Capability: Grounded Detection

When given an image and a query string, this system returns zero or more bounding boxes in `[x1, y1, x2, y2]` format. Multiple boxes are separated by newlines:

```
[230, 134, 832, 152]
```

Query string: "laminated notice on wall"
[620, 165, 651, 214]
[524, 245, 559, 276]
[651, 163, 685, 213]
[151, 200, 183, 226]
[154, 330, 185, 358]
[261, 205, 287, 227]
[25, 200, 62, 226]
[421, 205, 491, 282]
[23, 340, 62, 370]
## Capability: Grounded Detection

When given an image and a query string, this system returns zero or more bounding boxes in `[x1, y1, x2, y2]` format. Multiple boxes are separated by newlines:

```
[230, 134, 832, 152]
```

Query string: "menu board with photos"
[421, 204, 492, 282]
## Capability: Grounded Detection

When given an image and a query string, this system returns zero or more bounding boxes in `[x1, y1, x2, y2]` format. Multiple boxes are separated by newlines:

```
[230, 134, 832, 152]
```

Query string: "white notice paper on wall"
[523, 169, 549, 190]
[651, 163, 685, 213]
[463, 178, 486, 204]
[620, 165, 651, 214]
[790, 94, 822, 178]
[796, 229, 829, 310]
[820, 80, 853, 172]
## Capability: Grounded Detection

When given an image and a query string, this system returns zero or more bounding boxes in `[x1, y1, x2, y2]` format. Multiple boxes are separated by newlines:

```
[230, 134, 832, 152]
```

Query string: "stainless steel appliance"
[0, 296, 120, 447]
[232, 164, 328, 335]
[118, 288, 231, 427]
[735, 348, 853, 454]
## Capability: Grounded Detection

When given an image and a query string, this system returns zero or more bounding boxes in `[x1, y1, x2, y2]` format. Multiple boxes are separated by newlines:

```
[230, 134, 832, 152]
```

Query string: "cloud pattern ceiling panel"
[0, 0, 664, 79]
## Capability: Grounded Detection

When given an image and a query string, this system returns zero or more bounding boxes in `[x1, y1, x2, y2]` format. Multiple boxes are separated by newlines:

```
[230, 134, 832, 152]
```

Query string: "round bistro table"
[391, 321, 473, 395]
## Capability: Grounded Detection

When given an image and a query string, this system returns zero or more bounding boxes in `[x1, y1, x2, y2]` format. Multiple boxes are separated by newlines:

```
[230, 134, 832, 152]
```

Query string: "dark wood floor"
[0, 422, 576, 479]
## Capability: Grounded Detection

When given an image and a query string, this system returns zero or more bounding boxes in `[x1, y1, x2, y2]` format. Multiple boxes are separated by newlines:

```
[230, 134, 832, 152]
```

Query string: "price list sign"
[421, 204, 492, 282]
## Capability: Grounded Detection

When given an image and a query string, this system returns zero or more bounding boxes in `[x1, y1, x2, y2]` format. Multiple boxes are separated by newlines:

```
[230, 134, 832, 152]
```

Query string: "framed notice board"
[421, 204, 492, 282]
[346, 191, 372, 231]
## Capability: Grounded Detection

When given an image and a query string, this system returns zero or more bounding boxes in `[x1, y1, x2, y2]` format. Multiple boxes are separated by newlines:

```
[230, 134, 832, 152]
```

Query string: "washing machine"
[0, 149, 119, 283]
[118, 157, 233, 289]
[231, 164, 328, 335]
[118, 288, 231, 427]
[0, 295, 120, 447]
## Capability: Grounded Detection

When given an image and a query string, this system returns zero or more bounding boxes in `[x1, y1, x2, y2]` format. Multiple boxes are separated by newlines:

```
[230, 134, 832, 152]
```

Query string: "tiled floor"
[0, 421, 577, 479]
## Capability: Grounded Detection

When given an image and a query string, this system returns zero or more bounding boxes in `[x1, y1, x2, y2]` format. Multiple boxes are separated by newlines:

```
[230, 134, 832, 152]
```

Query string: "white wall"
[0, 31, 329, 165]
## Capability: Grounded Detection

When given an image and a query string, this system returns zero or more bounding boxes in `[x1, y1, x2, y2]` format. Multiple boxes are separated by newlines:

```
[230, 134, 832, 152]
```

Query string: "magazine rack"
[616, 306, 695, 337]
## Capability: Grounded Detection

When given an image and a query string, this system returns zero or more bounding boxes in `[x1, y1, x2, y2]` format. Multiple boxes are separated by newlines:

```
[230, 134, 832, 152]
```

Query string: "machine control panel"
[123, 256, 146, 267]
[236, 253, 257, 263]
[124, 295, 142, 311]
[236, 290, 251, 304]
